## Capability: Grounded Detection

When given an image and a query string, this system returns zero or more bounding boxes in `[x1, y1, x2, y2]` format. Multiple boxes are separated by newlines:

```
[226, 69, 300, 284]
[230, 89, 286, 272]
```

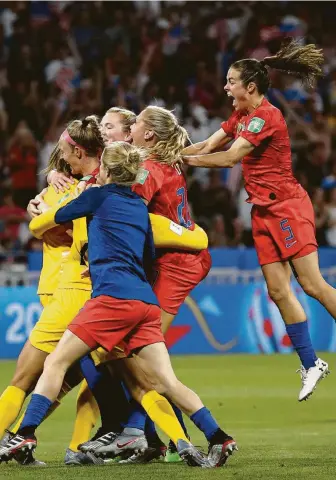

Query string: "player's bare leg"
[161, 310, 175, 334]
[0, 340, 48, 442]
[10, 341, 48, 394]
[161, 308, 193, 462]
[262, 262, 305, 324]
[262, 261, 329, 401]
[292, 251, 336, 318]
[132, 342, 237, 467]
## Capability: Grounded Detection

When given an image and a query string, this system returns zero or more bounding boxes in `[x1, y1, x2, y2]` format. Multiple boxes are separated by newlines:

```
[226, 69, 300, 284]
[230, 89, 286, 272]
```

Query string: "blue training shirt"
[55, 184, 159, 306]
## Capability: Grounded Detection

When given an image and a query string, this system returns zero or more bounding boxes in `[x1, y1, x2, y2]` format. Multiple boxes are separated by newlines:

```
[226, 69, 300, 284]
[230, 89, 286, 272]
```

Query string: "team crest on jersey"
[247, 117, 265, 133]
[237, 122, 245, 133]
[136, 168, 149, 184]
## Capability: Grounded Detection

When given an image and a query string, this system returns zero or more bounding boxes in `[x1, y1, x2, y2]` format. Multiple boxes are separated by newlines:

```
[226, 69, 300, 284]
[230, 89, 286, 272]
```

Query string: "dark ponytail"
[232, 38, 324, 93]
[262, 38, 324, 87]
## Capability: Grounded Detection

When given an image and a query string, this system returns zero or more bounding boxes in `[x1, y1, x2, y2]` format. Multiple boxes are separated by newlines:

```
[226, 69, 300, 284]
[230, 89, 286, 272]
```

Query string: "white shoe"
[297, 358, 330, 402]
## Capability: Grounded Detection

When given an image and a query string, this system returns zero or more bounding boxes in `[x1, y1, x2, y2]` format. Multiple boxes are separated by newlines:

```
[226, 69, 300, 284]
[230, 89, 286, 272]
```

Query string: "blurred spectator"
[237, 184, 253, 247]
[0, 188, 28, 251]
[325, 188, 336, 247]
[311, 187, 328, 246]
[6, 122, 38, 208]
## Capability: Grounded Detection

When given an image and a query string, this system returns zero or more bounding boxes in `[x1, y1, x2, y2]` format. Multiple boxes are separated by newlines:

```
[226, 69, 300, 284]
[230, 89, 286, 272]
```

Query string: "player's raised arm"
[181, 127, 231, 155]
[183, 136, 254, 168]
[29, 188, 99, 238]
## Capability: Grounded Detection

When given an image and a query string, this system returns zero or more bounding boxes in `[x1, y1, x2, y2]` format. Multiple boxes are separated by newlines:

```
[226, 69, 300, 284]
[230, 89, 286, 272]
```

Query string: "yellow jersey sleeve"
[149, 214, 208, 250]
[37, 183, 78, 296]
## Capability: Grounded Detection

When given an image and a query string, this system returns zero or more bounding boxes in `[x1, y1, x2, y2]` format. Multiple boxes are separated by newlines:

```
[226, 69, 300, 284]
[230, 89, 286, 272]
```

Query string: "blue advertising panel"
[0, 283, 335, 358]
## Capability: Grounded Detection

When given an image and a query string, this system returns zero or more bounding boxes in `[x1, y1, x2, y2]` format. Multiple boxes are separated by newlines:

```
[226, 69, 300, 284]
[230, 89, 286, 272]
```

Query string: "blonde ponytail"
[142, 106, 189, 165]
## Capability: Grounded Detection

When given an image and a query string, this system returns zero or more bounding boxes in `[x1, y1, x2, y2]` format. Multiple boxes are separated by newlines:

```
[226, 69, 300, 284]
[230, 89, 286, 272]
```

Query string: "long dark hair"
[232, 38, 324, 93]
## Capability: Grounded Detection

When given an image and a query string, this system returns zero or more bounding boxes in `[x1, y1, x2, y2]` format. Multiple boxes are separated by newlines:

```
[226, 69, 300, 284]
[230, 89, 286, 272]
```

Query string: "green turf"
[0, 353, 335, 479]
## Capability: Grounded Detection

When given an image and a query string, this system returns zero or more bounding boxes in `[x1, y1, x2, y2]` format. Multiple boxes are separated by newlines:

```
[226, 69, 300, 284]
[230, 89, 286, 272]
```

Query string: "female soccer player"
[0, 142, 233, 468]
[0, 116, 103, 459]
[183, 39, 331, 401]
[131, 105, 212, 334]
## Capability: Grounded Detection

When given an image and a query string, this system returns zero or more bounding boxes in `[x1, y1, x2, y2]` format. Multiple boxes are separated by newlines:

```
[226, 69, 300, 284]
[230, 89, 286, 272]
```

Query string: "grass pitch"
[0, 354, 335, 480]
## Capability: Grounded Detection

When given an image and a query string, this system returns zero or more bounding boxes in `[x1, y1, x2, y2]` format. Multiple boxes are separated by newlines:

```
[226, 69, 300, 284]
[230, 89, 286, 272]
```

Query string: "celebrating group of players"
[0, 39, 334, 469]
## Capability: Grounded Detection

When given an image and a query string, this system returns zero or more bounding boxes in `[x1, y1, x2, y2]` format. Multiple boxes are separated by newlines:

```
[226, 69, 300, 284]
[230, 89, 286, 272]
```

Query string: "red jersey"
[132, 159, 197, 264]
[221, 98, 306, 206]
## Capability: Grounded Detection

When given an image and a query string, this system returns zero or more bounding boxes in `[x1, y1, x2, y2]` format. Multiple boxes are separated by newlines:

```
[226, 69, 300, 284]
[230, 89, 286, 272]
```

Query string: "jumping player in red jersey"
[183, 39, 332, 402]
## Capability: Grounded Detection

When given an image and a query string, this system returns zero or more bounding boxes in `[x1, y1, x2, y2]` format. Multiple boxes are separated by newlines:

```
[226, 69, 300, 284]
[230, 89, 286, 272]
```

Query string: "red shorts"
[252, 194, 317, 266]
[68, 295, 163, 355]
[151, 249, 212, 315]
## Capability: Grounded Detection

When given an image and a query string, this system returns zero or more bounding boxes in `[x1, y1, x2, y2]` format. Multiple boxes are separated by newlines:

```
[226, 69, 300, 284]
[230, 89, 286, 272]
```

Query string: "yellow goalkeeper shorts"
[30, 288, 91, 354]
[39, 294, 53, 308]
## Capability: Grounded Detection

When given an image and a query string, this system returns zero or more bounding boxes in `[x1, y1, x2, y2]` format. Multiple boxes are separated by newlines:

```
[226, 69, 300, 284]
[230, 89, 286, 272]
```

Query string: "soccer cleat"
[207, 436, 238, 467]
[165, 441, 183, 463]
[119, 443, 167, 464]
[0, 431, 45, 466]
[0, 433, 36, 463]
[79, 430, 118, 453]
[297, 358, 330, 402]
[0, 430, 13, 447]
[176, 439, 210, 467]
[93, 429, 148, 458]
[64, 448, 105, 466]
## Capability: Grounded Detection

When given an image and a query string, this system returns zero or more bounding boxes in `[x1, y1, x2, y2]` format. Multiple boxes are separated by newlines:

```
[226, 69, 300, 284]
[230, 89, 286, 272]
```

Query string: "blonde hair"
[67, 115, 104, 157]
[41, 143, 71, 176]
[142, 106, 190, 165]
[102, 141, 146, 186]
[106, 107, 136, 133]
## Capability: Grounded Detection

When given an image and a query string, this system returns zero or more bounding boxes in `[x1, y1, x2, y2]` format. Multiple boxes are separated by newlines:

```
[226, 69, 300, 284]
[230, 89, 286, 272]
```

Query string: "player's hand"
[27, 199, 41, 218]
[35, 188, 48, 203]
[48, 170, 74, 193]
[81, 267, 90, 279]
[37, 199, 50, 214]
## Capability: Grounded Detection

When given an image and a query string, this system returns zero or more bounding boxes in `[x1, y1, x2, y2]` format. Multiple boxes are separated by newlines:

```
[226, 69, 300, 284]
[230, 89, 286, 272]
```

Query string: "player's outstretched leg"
[0, 331, 92, 464]
[262, 260, 329, 401]
[134, 343, 237, 467]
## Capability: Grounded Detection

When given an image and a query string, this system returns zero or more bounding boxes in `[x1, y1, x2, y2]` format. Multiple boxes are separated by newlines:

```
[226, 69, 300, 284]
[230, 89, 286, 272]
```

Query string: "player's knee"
[154, 377, 179, 396]
[43, 352, 68, 375]
[298, 276, 326, 300]
[11, 367, 39, 393]
[267, 284, 290, 304]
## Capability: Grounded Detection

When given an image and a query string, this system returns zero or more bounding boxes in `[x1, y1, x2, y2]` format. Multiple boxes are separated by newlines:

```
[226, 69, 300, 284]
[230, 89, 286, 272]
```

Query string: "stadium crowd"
[0, 0, 336, 266]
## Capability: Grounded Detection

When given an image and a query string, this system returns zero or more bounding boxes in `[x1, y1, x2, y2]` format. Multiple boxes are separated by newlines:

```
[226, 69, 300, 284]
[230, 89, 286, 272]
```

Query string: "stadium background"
[0, 2, 335, 479]
[1, 0, 336, 358]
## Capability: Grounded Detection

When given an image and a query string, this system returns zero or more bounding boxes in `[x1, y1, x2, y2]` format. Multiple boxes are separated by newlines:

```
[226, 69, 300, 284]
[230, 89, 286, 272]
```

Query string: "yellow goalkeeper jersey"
[37, 183, 78, 295]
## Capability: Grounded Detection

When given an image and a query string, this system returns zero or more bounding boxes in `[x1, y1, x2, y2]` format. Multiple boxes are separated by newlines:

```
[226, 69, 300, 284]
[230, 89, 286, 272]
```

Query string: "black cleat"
[208, 433, 238, 467]
[0, 433, 37, 463]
